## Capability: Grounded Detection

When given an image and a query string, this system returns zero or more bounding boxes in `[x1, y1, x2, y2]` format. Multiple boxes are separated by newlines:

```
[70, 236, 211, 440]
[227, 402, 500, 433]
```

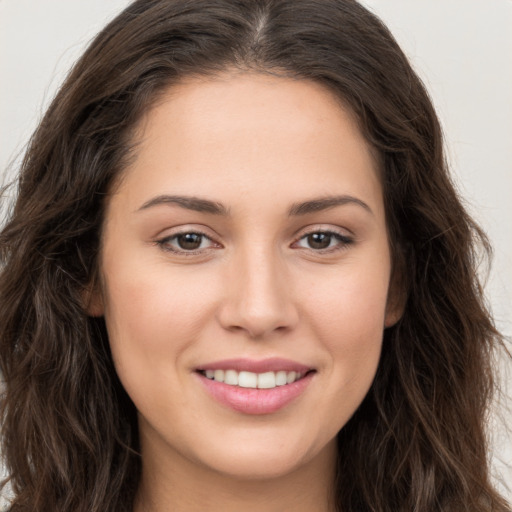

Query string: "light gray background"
[1, 0, 511, 502]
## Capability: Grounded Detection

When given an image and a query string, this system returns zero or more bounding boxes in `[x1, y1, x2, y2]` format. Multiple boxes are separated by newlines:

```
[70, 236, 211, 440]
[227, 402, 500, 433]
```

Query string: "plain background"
[1, 0, 511, 502]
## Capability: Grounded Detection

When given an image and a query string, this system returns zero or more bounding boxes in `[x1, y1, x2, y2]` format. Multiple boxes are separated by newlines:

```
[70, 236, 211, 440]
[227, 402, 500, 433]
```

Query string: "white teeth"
[238, 371, 257, 388]
[286, 371, 297, 384]
[203, 369, 307, 389]
[275, 371, 287, 386]
[224, 369, 238, 385]
[257, 371, 276, 389]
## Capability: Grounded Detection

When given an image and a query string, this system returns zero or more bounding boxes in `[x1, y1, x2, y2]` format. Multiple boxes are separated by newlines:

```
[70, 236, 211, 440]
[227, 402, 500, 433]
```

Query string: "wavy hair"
[0, 0, 510, 510]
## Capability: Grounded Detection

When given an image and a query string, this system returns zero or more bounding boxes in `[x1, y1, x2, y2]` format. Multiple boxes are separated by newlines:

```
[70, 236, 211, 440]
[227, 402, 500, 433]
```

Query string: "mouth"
[197, 368, 312, 389]
[195, 358, 316, 415]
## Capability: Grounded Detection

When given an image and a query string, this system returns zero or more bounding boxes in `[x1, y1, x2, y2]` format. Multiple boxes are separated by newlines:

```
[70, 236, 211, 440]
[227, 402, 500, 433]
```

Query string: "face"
[93, 73, 401, 482]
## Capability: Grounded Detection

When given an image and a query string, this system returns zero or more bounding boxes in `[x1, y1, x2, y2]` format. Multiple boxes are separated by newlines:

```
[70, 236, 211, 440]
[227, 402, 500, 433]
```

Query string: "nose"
[216, 246, 299, 339]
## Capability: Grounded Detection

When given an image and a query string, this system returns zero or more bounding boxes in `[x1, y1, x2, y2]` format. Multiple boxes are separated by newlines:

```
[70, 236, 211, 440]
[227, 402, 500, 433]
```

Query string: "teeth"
[275, 370, 287, 386]
[224, 369, 238, 385]
[238, 371, 257, 388]
[257, 371, 275, 389]
[202, 369, 306, 389]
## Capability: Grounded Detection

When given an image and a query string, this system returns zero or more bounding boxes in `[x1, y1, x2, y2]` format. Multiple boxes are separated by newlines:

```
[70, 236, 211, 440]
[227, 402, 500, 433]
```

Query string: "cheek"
[101, 270, 211, 425]
[300, 262, 389, 416]
[319, 288, 385, 381]
[104, 260, 213, 343]
[304, 258, 390, 343]
[101, 263, 216, 396]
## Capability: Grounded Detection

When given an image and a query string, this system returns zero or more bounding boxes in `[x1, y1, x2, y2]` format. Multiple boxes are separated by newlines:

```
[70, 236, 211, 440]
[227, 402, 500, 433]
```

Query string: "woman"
[0, 0, 510, 510]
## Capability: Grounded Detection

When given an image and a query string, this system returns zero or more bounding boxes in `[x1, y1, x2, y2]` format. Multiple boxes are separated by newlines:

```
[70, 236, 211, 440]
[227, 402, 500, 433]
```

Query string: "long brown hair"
[1, 1, 510, 510]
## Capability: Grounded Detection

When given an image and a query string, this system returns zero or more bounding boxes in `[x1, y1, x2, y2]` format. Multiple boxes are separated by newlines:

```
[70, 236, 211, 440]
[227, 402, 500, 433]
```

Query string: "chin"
[207, 452, 310, 481]
[193, 433, 336, 482]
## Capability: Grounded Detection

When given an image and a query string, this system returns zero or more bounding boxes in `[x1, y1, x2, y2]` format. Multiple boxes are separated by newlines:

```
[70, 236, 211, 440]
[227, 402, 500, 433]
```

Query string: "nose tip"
[216, 255, 299, 339]
[221, 296, 297, 338]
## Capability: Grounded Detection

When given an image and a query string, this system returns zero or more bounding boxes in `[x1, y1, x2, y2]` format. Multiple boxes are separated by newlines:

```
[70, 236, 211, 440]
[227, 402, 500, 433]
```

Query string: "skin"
[91, 72, 402, 512]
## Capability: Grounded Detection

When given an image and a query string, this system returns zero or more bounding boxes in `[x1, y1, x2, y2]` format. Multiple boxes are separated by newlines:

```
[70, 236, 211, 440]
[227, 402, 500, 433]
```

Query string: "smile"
[195, 359, 315, 415]
[199, 369, 305, 389]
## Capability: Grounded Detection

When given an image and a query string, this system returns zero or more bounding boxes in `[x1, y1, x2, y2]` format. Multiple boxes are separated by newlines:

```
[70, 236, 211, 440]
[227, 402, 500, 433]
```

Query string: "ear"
[82, 275, 105, 317]
[384, 296, 405, 328]
[384, 266, 407, 328]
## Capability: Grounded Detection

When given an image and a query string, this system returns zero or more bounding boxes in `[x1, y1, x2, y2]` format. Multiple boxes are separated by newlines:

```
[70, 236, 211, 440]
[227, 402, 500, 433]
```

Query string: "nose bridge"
[219, 240, 297, 337]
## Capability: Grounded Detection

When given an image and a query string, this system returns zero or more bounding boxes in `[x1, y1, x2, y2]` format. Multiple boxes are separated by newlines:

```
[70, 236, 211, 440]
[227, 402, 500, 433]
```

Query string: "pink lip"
[197, 357, 312, 374]
[195, 358, 315, 415]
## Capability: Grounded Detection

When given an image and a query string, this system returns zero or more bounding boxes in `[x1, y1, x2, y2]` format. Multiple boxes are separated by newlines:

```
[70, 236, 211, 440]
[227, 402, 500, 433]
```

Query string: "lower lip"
[197, 372, 314, 415]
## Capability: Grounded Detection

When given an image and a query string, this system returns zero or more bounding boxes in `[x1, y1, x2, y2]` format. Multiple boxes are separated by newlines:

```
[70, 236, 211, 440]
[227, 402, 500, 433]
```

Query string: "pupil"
[308, 233, 331, 249]
[178, 233, 202, 250]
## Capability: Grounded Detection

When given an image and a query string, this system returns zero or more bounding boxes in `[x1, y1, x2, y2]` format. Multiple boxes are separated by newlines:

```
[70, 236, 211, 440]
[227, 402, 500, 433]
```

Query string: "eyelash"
[156, 230, 217, 256]
[293, 229, 354, 253]
[155, 229, 354, 256]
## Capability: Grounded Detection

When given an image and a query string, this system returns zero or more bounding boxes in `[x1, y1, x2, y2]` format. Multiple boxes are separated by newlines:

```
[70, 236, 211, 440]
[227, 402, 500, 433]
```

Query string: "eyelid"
[155, 227, 222, 255]
[291, 226, 355, 252]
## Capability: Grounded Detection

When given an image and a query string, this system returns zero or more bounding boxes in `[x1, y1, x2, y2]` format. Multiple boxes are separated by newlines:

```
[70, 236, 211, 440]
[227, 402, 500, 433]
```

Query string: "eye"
[294, 230, 353, 251]
[157, 231, 217, 253]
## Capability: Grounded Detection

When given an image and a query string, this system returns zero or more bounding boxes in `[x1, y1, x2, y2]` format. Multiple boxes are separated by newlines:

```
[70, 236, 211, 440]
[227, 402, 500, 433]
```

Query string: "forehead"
[113, 72, 383, 216]
[135, 72, 370, 160]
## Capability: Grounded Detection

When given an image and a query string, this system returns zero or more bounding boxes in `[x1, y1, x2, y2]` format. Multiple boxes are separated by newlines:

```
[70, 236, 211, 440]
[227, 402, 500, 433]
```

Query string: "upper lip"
[196, 357, 314, 374]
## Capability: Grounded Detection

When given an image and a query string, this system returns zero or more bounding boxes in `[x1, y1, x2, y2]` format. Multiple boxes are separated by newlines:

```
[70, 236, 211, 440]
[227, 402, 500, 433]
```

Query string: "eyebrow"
[137, 194, 372, 216]
[138, 195, 230, 215]
[287, 195, 373, 216]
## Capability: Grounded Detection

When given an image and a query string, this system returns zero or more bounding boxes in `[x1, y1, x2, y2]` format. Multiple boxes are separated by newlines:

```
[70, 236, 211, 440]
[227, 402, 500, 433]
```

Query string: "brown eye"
[306, 232, 333, 249]
[294, 230, 353, 252]
[157, 231, 215, 253]
[176, 233, 204, 250]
